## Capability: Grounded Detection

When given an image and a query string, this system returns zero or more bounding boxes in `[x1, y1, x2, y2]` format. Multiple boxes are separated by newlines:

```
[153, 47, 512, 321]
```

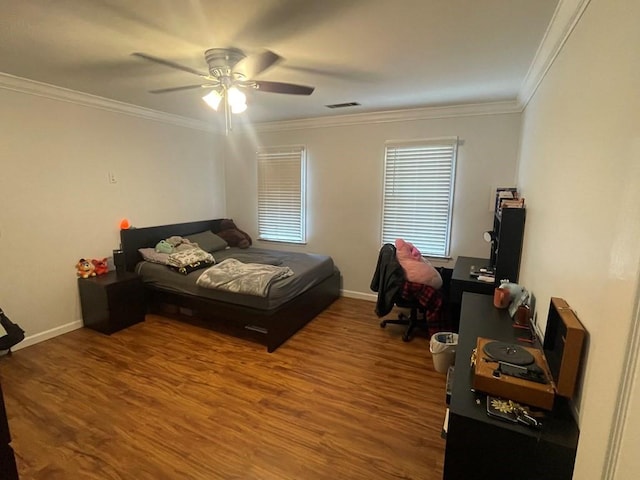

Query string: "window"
[382, 138, 458, 258]
[257, 145, 306, 244]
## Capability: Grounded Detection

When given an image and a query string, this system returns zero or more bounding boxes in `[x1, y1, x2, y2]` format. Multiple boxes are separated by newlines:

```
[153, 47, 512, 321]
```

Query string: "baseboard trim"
[11, 320, 83, 352]
[341, 290, 376, 302]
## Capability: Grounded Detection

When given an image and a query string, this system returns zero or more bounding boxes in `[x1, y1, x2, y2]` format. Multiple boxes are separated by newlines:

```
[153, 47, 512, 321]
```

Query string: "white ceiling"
[0, 0, 559, 126]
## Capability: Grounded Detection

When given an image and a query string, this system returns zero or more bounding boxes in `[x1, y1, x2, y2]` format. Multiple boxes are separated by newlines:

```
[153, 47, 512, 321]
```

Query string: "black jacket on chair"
[370, 244, 405, 317]
[0, 308, 25, 351]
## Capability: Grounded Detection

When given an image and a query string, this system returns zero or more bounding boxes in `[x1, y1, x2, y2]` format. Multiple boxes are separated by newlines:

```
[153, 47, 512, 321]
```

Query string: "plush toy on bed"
[394, 238, 443, 289]
[76, 258, 96, 278]
[91, 258, 109, 276]
[155, 239, 174, 254]
[217, 219, 252, 249]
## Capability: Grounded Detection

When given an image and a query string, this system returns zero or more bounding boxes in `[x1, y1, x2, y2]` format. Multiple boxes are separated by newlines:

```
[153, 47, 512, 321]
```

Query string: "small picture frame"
[508, 289, 529, 319]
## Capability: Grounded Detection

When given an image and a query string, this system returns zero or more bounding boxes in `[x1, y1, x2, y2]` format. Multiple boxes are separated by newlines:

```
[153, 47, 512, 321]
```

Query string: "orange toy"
[76, 259, 96, 278]
[91, 258, 109, 276]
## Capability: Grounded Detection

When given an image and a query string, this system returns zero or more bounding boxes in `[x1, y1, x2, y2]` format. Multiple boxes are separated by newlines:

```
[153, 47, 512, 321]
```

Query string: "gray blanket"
[196, 258, 294, 297]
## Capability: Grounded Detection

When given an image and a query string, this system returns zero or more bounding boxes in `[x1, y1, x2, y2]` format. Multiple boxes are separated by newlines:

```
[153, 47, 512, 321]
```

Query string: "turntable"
[473, 337, 556, 410]
[483, 341, 535, 365]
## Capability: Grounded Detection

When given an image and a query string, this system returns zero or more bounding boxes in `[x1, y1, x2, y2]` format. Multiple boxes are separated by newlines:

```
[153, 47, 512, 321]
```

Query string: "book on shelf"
[500, 198, 525, 209]
[494, 187, 519, 212]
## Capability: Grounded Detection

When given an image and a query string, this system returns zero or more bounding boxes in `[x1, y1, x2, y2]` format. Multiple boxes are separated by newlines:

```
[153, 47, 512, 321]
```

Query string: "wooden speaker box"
[472, 297, 586, 410]
[543, 297, 586, 398]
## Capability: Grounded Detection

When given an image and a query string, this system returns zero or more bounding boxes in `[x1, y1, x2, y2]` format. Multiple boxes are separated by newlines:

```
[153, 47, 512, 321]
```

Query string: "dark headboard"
[120, 219, 226, 271]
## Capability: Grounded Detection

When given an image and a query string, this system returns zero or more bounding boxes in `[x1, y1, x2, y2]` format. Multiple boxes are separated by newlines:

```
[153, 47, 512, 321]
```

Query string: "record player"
[472, 297, 586, 411]
[472, 338, 556, 410]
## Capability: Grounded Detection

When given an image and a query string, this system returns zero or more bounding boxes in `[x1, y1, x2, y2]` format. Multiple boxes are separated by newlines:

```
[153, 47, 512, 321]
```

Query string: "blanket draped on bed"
[196, 258, 294, 297]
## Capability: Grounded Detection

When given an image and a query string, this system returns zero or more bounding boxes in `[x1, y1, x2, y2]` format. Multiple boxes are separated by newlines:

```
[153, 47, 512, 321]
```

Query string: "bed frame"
[120, 219, 341, 352]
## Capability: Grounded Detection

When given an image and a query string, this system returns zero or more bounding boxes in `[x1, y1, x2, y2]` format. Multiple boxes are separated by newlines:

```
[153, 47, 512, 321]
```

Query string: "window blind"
[382, 138, 458, 257]
[257, 146, 306, 244]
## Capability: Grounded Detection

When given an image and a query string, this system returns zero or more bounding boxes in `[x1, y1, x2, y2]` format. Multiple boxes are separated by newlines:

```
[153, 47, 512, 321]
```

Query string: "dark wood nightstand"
[78, 271, 146, 334]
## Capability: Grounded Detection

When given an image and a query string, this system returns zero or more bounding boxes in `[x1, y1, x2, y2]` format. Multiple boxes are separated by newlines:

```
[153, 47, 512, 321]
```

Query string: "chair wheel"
[402, 334, 411, 342]
[380, 320, 387, 328]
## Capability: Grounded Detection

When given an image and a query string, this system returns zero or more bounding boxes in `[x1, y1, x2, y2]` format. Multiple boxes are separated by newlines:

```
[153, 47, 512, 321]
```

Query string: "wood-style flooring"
[0, 297, 447, 480]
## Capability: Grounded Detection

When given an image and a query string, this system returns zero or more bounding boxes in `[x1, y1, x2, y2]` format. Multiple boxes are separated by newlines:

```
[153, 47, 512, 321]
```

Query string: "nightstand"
[78, 271, 146, 334]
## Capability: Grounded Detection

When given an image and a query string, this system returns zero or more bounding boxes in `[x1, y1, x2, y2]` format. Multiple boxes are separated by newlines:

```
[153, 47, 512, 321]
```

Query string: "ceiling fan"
[132, 48, 315, 133]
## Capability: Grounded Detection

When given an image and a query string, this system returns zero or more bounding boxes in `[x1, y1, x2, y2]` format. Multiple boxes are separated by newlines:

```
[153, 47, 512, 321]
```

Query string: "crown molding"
[518, 0, 592, 107]
[249, 101, 522, 133]
[0, 72, 217, 132]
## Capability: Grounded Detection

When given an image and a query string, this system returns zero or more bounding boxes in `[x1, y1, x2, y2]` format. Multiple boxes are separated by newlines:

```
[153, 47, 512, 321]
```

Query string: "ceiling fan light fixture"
[227, 87, 246, 107]
[202, 90, 222, 110]
[231, 102, 247, 114]
[136, 47, 314, 133]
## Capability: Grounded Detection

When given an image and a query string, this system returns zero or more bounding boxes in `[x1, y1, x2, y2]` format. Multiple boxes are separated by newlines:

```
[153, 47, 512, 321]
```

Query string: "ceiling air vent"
[325, 102, 361, 109]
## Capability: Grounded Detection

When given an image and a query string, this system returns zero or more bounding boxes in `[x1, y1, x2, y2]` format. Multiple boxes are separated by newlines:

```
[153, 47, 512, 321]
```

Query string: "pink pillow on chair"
[395, 238, 443, 289]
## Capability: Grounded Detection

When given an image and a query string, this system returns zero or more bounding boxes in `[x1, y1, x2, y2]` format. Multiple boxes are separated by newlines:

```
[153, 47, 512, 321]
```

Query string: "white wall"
[516, 0, 640, 477]
[0, 83, 226, 346]
[224, 107, 522, 297]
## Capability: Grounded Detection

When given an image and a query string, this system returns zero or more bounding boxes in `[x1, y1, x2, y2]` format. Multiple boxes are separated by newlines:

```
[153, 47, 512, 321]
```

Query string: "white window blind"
[257, 146, 306, 244]
[382, 138, 458, 257]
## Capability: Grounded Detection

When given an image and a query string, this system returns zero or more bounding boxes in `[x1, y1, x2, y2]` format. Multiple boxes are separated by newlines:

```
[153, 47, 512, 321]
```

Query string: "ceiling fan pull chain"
[224, 91, 232, 135]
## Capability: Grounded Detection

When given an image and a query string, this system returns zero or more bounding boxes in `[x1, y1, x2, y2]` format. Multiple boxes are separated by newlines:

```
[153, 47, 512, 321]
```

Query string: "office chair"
[380, 297, 427, 342]
[371, 244, 443, 342]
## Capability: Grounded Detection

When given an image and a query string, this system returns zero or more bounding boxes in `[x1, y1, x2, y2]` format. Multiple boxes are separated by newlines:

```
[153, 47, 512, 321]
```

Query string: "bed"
[120, 219, 341, 352]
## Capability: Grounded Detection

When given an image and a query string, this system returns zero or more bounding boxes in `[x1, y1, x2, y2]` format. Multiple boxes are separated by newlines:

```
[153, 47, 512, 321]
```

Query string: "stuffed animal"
[394, 238, 443, 289]
[155, 240, 174, 254]
[217, 219, 252, 249]
[76, 258, 96, 278]
[91, 258, 109, 276]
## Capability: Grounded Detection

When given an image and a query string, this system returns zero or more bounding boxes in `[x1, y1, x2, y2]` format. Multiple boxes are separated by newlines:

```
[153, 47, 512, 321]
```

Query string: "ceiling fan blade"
[149, 84, 217, 94]
[234, 50, 282, 79]
[254, 81, 315, 95]
[132, 52, 209, 79]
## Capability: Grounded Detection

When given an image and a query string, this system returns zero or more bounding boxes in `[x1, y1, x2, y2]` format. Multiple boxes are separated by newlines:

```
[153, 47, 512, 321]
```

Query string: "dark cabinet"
[78, 272, 146, 334]
[0, 381, 19, 480]
[490, 207, 525, 284]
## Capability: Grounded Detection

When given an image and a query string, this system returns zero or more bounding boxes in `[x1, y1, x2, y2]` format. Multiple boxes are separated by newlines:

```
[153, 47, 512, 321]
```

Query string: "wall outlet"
[108, 171, 117, 184]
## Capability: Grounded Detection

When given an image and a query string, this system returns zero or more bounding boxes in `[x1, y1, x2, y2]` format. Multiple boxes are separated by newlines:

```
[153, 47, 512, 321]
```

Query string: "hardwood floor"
[0, 298, 447, 480]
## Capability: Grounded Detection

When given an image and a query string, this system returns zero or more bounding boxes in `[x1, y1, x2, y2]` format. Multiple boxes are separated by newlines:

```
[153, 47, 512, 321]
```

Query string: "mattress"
[135, 246, 336, 311]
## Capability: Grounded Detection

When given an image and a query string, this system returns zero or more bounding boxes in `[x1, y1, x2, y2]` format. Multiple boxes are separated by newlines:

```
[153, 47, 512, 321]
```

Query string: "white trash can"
[430, 332, 459, 373]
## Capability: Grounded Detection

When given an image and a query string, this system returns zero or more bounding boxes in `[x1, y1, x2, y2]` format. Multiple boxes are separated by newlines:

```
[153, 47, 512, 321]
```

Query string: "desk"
[450, 256, 495, 304]
[442, 293, 579, 479]
[449, 256, 494, 330]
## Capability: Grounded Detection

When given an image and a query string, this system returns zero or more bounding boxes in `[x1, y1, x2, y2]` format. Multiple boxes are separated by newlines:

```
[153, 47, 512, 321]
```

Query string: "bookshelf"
[489, 190, 526, 284]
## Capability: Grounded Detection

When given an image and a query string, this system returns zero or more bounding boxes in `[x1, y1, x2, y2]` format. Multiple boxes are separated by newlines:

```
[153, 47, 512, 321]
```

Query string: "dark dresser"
[78, 271, 146, 334]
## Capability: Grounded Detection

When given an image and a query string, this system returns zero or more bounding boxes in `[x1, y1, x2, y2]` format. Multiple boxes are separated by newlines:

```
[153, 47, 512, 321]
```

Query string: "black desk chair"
[371, 244, 441, 342]
[380, 297, 427, 342]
